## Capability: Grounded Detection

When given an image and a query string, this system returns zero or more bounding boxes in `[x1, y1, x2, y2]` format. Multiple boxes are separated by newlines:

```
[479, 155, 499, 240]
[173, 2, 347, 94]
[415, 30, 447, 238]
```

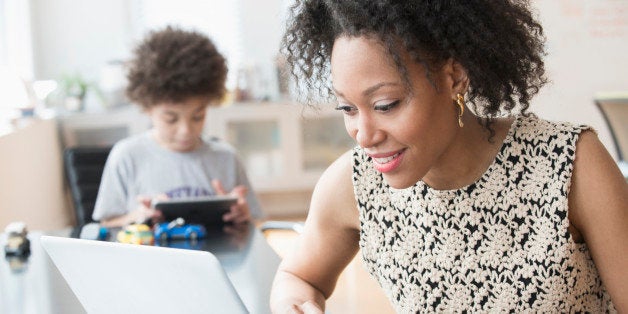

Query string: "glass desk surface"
[0, 224, 280, 314]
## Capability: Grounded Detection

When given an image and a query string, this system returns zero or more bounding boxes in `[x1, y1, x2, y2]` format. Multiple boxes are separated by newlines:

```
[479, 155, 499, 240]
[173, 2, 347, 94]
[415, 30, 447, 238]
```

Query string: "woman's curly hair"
[282, 0, 548, 133]
[126, 26, 228, 108]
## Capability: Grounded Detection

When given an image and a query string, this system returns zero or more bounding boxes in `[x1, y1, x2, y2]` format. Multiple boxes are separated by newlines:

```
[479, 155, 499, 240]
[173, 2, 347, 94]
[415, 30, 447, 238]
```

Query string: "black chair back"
[595, 96, 628, 161]
[64, 146, 112, 228]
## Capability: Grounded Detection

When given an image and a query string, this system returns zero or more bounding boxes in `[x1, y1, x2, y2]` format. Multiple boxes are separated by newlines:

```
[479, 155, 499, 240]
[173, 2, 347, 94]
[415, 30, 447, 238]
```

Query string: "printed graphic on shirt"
[165, 186, 212, 199]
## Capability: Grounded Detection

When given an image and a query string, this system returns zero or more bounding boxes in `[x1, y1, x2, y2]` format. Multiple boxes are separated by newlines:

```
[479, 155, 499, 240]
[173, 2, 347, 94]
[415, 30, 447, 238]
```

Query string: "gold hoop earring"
[455, 93, 465, 128]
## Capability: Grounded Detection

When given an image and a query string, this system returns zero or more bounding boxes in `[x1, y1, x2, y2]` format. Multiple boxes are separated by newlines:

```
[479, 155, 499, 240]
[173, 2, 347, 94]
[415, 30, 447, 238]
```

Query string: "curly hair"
[126, 26, 228, 108]
[282, 0, 548, 133]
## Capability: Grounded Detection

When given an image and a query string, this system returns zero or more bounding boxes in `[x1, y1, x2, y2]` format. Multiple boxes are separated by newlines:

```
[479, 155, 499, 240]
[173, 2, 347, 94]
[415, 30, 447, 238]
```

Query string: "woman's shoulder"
[513, 114, 592, 143]
[311, 150, 360, 230]
[517, 114, 590, 133]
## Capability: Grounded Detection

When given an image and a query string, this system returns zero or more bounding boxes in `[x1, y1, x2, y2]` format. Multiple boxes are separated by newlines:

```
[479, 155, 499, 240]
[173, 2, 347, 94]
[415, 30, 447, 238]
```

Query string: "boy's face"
[146, 96, 210, 152]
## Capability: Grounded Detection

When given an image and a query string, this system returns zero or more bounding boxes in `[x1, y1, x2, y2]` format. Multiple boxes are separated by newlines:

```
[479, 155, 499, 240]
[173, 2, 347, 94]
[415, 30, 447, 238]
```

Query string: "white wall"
[532, 0, 628, 160]
[239, 0, 286, 101]
[30, 0, 134, 82]
[29, 0, 286, 97]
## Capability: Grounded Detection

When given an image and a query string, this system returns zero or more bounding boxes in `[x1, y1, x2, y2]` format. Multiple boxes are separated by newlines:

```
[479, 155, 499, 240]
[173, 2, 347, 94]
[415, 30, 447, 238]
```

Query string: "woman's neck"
[422, 115, 514, 190]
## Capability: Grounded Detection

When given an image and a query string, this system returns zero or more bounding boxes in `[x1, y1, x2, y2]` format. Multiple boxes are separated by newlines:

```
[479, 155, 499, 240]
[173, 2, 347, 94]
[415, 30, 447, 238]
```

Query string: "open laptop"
[40, 236, 249, 314]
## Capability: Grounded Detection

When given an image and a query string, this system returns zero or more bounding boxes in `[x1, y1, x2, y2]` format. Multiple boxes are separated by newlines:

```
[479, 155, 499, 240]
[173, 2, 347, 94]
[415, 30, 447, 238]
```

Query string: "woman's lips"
[368, 149, 405, 173]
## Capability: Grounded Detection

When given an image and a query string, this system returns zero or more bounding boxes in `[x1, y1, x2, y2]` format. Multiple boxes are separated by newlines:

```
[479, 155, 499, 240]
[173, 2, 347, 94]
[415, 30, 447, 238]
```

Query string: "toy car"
[154, 218, 206, 242]
[116, 224, 154, 245]
[4, 222, 30, 256]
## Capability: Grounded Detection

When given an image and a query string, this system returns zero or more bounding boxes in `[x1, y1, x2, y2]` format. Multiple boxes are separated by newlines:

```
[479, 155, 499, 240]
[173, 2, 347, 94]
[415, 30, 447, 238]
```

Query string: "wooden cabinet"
[205, 102, 354, 193]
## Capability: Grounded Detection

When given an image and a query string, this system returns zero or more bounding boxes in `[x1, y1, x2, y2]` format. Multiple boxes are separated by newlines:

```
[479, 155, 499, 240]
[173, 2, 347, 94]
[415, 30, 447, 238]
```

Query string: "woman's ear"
[443, 58, 469, 98]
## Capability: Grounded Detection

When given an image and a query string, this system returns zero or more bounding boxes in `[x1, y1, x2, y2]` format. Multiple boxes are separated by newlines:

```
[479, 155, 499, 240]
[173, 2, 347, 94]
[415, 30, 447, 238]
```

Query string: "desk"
[619, 160, 628, 180]
[0, 225, 280, 314]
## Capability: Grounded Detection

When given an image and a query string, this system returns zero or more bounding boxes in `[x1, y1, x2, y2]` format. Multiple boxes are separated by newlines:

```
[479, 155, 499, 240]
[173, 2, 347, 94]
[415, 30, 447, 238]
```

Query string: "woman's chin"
[382, 174, 417, 190]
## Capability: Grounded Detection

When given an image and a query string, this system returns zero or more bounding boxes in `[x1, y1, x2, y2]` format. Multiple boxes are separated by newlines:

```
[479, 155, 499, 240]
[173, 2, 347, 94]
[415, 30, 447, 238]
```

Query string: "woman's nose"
[353, 114, 383, 149]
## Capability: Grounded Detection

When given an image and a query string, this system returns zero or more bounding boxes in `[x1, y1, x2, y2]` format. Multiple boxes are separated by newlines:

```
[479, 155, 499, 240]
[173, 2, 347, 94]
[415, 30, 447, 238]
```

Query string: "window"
[0, 0, 33, 124]
[0, 0, 33, 80]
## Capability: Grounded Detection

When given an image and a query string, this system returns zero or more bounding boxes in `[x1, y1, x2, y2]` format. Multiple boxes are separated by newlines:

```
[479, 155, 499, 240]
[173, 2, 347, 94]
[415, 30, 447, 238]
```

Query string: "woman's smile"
[367, 149, 406, 173]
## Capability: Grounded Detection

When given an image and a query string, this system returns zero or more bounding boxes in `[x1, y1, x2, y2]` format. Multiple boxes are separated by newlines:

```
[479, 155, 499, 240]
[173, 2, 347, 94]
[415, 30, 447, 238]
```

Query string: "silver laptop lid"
[40, 236, 248, 314]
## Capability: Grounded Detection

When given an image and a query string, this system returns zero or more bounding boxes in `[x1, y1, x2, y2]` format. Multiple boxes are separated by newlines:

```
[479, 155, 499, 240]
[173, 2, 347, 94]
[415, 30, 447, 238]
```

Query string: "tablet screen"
[152, 195, 238, 226]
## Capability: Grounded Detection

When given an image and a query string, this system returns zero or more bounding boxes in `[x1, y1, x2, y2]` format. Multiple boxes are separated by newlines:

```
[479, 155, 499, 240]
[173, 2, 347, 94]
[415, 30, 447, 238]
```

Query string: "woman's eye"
[335, 104, 357, 115]
[192, 115, 205, 122]
[374, 100, 400, 112]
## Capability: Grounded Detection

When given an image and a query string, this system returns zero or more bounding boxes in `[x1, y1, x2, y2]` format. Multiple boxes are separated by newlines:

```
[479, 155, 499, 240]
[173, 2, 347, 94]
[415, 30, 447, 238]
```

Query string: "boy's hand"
[212, 179, 251, 224]
[129, 195, 165, 225]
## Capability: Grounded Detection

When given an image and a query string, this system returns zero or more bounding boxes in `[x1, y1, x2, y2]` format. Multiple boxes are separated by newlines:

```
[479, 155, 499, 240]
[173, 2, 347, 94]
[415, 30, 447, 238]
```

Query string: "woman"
[270, 0, 628, 313]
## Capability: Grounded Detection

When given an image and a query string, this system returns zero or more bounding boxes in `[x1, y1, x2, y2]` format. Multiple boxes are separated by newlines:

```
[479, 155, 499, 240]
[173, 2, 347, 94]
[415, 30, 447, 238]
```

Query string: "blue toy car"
[154, 218, 206, 242]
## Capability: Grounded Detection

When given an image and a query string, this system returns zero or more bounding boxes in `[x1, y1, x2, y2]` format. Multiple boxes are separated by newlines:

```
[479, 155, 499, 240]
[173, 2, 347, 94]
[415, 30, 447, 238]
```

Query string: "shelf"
[206, 102, 354, 193]
[57, 102, 355, 194]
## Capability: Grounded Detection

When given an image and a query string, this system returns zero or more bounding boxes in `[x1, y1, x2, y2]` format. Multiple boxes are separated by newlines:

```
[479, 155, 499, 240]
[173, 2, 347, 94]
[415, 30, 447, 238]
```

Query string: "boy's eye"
[162, 113, 178, 124]
[192, 115, 205, 122]
[374, 100, 400, 112]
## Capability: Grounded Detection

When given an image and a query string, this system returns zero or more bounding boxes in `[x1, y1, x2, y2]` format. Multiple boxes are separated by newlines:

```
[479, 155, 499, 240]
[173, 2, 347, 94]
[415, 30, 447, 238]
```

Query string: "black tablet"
[151, 195, 237, 226]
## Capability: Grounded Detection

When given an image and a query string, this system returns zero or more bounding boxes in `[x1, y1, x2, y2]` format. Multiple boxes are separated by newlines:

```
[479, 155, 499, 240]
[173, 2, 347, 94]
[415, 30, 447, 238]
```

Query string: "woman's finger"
[301, 301, 323, 314]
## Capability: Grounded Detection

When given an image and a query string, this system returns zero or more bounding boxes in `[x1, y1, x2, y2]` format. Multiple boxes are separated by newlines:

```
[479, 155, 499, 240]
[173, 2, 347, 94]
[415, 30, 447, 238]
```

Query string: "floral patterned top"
[353, 115, 615, 313]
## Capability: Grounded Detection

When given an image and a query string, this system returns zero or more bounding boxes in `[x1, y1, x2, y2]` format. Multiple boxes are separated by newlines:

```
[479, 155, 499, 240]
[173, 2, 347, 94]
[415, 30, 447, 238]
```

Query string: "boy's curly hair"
[126, 26, 228, 108]
[282, 0, 548, 133]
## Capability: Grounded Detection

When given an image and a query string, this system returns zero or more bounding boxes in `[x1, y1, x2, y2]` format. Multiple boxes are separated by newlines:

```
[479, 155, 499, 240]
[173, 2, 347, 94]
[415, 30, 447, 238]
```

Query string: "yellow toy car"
[116, 224, 154, 245]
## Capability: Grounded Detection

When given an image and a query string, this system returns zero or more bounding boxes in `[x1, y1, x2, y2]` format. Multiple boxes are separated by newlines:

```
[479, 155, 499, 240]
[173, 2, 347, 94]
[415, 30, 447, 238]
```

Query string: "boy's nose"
[177, 122, 193, 135]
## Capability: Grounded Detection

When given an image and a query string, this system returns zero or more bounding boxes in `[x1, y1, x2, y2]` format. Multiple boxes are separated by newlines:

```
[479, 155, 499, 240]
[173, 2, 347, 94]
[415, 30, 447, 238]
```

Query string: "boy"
[93, 26, 262, 227]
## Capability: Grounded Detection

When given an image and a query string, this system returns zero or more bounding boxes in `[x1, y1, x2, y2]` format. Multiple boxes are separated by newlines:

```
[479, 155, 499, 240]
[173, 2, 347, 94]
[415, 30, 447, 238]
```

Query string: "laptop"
[40, 236, 249, 314]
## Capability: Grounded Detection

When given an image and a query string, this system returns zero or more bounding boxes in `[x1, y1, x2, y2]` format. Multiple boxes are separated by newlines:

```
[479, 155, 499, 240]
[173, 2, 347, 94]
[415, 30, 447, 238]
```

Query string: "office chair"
[595, 95, 628, 161]
[63, 146, 112, 229]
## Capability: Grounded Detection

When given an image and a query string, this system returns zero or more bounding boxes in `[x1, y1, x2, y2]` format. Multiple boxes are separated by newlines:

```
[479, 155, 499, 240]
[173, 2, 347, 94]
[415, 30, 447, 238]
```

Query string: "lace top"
[353, 115, 615, 313]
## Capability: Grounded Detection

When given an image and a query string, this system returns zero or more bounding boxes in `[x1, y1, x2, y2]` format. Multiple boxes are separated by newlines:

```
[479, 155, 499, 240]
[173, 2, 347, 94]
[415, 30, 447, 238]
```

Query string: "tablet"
[152, 195, 238, 226]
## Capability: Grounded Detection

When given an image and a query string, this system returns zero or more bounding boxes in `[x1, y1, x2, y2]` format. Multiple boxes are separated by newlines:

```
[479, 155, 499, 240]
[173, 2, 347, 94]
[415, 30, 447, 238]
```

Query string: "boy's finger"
[222, 208, 237, 221]
[212, 179, 226, 195]
[231, 185, 247, 197]
[136, 195, 152, 207]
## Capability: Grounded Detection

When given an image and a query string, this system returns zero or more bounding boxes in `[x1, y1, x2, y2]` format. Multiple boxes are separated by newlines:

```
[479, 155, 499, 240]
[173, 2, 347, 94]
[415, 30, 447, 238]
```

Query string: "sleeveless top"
[352, 115, 616, 313]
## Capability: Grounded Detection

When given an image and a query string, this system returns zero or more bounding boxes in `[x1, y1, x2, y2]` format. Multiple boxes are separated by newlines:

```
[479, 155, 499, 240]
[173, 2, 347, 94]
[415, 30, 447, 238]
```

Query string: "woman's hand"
[212, 179, 251, 224]
[284, 301, 324, 314]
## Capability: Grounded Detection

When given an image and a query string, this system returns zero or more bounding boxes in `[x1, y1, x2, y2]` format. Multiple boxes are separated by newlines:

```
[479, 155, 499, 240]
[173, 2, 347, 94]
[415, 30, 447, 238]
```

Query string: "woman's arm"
[270, 151, 361, 313]
[568, 130, 628, 311]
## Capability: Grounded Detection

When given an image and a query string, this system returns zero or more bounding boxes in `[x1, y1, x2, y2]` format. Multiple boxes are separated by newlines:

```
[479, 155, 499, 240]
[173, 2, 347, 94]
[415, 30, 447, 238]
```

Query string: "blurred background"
[0, 0, 627, 231]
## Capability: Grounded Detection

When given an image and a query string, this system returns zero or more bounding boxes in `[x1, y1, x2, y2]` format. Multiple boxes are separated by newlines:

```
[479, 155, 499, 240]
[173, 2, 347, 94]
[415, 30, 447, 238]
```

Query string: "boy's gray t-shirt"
[92, 131, 263, 221]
